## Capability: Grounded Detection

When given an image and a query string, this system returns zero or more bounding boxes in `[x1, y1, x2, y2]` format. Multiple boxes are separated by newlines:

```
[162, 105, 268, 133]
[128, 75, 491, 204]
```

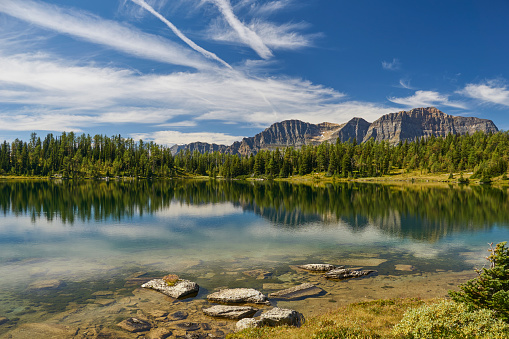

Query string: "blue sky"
[1, 0, 508, 145]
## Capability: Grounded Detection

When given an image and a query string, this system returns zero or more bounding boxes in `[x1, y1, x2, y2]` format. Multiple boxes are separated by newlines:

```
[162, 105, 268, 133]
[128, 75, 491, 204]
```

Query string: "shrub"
[392, 300, 509, 338]
[449, 242, 509, 321]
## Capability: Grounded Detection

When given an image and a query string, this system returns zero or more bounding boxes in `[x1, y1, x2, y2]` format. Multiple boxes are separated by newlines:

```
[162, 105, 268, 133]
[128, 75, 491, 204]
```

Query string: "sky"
[1, 0, 508, 146]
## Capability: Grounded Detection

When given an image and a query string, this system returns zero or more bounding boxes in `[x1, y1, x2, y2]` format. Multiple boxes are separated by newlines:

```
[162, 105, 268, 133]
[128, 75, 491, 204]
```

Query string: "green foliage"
[449, 242, 509, 321]
[392, 300, 509, 338]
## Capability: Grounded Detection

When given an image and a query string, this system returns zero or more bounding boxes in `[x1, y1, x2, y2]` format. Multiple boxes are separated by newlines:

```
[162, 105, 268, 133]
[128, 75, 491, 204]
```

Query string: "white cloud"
[131, 130, 245, 146]
[0, 0, 214, 70]
[399, 79, 413, 89]
[458, 81, 509, 106]
[209, 0, 273, 58]
[382, 58, 400, 71]
[210, 20, 317, 50]
[251, 0, 294, 15]
[388, 90, 467, 109]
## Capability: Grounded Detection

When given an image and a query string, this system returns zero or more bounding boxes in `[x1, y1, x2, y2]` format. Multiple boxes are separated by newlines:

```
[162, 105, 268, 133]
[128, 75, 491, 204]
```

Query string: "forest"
[0, 130, 508, 180]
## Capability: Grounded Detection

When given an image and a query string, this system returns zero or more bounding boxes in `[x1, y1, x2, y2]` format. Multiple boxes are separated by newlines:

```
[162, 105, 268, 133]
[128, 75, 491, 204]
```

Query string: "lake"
[0, 179, 508, 338]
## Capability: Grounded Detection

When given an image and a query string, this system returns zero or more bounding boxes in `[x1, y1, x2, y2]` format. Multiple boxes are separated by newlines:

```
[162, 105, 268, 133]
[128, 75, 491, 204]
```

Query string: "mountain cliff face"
[362, 107, 498, 143]
[170, 108, 498, 155]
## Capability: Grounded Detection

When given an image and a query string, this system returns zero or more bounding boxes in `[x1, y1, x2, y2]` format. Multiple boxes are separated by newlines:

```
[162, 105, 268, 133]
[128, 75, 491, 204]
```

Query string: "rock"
[117, 317, 151, 333]
[395, 264, 415, 271]
[325, 268, 375, 280]
[268, 283, 324, 300]
[1, 323, 75, 338]
[236, 318, 262, 332]
[168, 311, 188, 320]
[147, 310, 168, 318]
[142, 278, 199, 299]
[296, 264, 340, 272]
[243, 269, 273, 279]
[207, 288, 270, 305]
[27, 279, 63, 291]
[203, 305, 257, 320]
[175, 322, 200, 331]
[260, 307, 304, 327]
[0, 317, 8, 325]
[147, 327, 172, 339]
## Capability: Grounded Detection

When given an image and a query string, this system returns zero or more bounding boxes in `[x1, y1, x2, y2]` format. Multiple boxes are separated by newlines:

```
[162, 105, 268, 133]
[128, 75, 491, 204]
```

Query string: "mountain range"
[170, 107, 498, 156]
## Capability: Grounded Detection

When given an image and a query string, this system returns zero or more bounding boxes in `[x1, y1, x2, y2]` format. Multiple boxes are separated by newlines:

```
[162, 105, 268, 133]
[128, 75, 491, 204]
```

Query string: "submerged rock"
[242, 269, 273, 279]
[207, 288, 270, 305]
[141, 279, 199, 299]
[297, 264, 340, 272]
[235, 318, 262, 332]
[175, 322, 200, 331]
[147, 327, 172, 339]
[260, 307, 304, 327]
[27, 279, 64, 291]
[268, 283, 324, 300]
[325, 268, 375, 280]
[0, 317, 8, 325]
[203, 305, 257, 320]
[117, 317, 151, 333]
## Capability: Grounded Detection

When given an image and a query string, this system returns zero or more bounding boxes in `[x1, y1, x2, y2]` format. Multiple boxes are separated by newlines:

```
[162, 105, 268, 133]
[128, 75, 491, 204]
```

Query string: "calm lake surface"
[0, 179, 508, 337]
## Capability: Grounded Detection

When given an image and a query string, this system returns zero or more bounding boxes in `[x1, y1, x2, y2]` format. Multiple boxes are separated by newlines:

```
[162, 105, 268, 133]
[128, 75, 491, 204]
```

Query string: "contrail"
[131, 0, 232, 69]
[211, 0, 273, 59]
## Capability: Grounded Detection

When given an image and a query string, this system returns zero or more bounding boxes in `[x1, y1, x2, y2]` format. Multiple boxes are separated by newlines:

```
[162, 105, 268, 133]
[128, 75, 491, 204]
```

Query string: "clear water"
[0, 180, 508, 337]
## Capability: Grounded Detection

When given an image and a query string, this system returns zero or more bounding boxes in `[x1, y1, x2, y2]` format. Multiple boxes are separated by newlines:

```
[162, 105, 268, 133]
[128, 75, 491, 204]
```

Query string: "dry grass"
[227, 298, 430, 339]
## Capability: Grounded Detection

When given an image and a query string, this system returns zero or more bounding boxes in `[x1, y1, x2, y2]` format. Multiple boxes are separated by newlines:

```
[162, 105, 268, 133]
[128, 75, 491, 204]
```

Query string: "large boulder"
[260, 308, 304, 327]
[117, 317, 151, 333]
[325, 268, 375, 280]
[296, 264, 340, 272]
[203, 305, 257, 320]
[268, 283, 324, 300]
[141, 279, 199, 299]
[207, 288, 270, 305]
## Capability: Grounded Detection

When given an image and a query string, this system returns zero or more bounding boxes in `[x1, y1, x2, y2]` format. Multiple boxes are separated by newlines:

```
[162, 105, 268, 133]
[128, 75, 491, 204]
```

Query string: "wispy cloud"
[0, 0, 214, 70]
[131, 130, 244, 146]
[388, 90, 467, 109]
[130, 0, 231, 68]
[209, 0, 273, 59]
[382, 58, 401, 71]
[458, 80, 509, 106]
[399, 79, 413, 89]
[250, 0, 294, 15]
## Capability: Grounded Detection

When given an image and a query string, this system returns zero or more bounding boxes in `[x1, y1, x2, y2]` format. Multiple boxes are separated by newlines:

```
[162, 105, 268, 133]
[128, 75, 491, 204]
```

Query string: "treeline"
[1, 131, 508, 179]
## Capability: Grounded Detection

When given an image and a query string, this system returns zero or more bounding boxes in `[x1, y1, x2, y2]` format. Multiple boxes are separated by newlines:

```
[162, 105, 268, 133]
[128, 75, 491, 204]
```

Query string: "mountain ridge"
[170, 107, 498, 156]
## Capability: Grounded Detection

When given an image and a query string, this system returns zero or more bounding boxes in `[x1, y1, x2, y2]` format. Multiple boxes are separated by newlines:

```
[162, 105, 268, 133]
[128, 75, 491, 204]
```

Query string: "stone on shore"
[296, 264, 340, 272]
[235, 318, 262, 332]
[117, 317, 151, 333]
[260, 307, 304, 327]
[207, 288, 270, 305]
[141, 279, 199, 299]
[268, 283, 324, 300]
[203, 305, 257, 320]
[325, 268, 375, 280]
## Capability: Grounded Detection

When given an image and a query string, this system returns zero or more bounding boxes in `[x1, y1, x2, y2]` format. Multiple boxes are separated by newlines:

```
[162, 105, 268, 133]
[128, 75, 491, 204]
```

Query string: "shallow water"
[0, 180, 508, 337]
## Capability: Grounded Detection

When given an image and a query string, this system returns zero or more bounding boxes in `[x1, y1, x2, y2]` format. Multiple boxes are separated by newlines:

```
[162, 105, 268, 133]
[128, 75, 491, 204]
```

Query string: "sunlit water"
[0, 180, 508, 337]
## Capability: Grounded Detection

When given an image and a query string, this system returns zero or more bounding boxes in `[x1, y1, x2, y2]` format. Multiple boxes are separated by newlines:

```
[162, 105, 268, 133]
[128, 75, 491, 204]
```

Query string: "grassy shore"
[227, 297, 428, 339]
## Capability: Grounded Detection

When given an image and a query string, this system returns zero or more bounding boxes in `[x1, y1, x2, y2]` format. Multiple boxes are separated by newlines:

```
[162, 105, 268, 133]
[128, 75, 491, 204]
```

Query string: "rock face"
[268, 283, 324, 300]
[141, 279, 199, 299]
[207, 288, 270, 305]
[363, 107, 498, 143]
[296, 264, 339, 272]
[325, 268, 375, 280]
[170, 108, 498, 155]
[117, 317, 151, 332]
[259, 307, 304, 327]
[203, 305, 258, 320]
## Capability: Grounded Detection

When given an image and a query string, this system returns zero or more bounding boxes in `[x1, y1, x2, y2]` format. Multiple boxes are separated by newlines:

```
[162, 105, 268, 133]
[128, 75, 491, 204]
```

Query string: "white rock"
[297, 264, 340, 272]
[141, 279, 199, 299]
[203, 305, 257, 320]
[207, 288, 269, 305]
[235, 318, 262, 332]
[260, 307, 304, 327]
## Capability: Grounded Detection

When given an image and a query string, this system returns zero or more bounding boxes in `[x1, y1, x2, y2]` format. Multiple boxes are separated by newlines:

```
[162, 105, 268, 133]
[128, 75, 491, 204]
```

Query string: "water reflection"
[1, 179, 508, 242]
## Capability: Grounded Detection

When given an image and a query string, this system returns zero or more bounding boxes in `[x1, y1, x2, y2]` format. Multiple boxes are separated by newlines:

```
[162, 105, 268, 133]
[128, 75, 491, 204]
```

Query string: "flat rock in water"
[175, 322, 200, 331]
[242, 269, 273, 279]
[203, 305, 257, 320]
[268, 283, 324, 300]
[117, 317, 151, 333]
[207, 288, 270, 305]
[260, 307, 304, 327]
[141, 279, 199, 299]
[296, 264, 340, 272]
[27, 279, 63, 291]
[235, 318, 262, 332]
[0, 317, 8, 325]
[147, 327, 172, 339]
[325, 268, 375, 280]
